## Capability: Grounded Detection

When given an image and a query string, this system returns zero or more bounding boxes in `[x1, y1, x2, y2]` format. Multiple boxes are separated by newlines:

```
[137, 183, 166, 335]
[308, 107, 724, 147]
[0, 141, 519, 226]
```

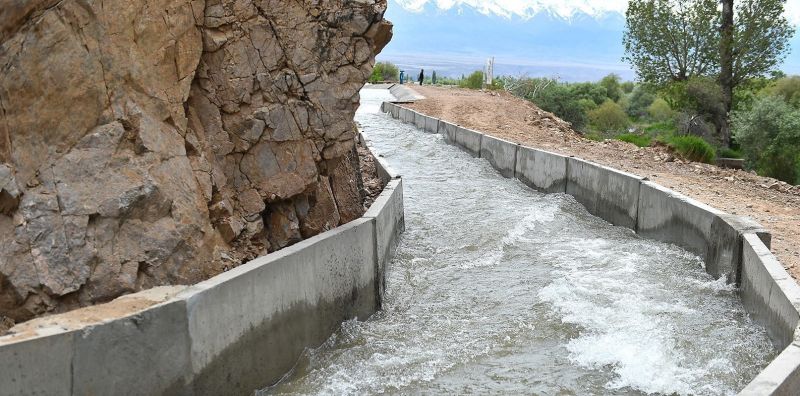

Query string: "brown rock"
[0, 0, 391, 321]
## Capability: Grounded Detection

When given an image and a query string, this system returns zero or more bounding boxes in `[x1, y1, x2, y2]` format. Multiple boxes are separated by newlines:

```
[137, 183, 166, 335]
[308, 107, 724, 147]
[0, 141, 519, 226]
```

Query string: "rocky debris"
[0, 0, 392, 324]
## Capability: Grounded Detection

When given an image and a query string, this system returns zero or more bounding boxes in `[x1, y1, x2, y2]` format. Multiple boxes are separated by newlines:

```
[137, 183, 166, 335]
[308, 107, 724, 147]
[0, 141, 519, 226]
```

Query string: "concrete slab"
[424, 115, 439, 134]
[0, 328, 74, 396]
[389, 85, 425, 102]
[707, 214, 772, 284]
[182, 219, 378, 394]
[514, 146, 568, 193]
[740, 234, 800, 349]
[636, 181, 723, 258]
[398, 107, 411, 123]
[567, 158, 642, 229]
[740, 343, 800, 395]
[364, 179, 405, 304]
[389, 103, 400, 119]
[439, 121, 458, 143]
[479, 135, 518, 178]
[71, 300, 193, 395]
[413, 111, 426, 130]
[375, 156, 399, 184]
[454, 126, 483, 157]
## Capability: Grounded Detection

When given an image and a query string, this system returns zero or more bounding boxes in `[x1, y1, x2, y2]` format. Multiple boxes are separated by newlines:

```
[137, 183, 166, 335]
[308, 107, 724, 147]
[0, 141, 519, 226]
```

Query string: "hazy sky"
[396, 0, 800, 23]
[383, 0, 800, 80]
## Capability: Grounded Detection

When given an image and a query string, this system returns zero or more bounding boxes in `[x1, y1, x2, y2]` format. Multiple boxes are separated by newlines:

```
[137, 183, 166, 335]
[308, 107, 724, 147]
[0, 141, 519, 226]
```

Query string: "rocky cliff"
[0, 0, 392, 325]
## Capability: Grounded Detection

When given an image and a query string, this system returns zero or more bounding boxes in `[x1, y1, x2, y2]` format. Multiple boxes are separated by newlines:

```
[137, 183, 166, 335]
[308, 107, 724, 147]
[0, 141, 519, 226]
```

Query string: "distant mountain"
[380, 0, 633, 82]
[379, 0, 800, 82]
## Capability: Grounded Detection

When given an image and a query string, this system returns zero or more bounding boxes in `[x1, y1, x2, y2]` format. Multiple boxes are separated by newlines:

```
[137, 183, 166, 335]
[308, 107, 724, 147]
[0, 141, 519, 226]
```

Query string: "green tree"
[570, 82, 608, 105]
[530, 84, 588, 129]
[626, 85, 656, 118]
[623, 0, 719, 84]
[648, 98, 675, 122]
[369, 62, 399, 83]
[600, 74, 623, 102]
[624, 0, 795, 146]
[589, 100, 630, 132]
[733, 95, 800, 184]
[459, 71, 484, 89]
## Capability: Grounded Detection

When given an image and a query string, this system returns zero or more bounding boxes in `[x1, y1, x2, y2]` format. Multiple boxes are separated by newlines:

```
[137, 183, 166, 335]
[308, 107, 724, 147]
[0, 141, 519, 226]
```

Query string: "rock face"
[0, 0, 392, 323]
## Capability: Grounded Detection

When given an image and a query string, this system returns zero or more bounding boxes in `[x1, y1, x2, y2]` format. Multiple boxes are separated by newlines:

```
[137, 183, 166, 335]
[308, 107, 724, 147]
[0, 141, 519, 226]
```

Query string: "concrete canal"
[265, 89, 776, 395]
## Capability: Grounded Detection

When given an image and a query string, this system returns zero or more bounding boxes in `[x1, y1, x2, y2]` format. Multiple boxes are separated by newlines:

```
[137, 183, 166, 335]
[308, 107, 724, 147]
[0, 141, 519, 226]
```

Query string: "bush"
[621, 81, 635, 94]
[765, 76, 800, 106]
[369, 62, 399, 83]
[647, 98, 674, 122]
[529, 84, 588, 129]
[600, 74, 623, 102]
[733, 95, 800, 184]
[627, 86, 656, 118]
[616, 133, 652, 147]
[718, 148, 743, 159]
[644, 121, 676, 135]
[589, 100, 629, 132]
[577, 98, 598, 112]
[665, 135, 716, 164]
[570, 82, 608, 105]
[459, 71, 484, 89]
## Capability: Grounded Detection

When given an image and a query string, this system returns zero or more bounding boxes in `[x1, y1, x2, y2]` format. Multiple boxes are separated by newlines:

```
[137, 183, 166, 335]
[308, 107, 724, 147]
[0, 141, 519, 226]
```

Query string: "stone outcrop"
[0, 0, 392, 324]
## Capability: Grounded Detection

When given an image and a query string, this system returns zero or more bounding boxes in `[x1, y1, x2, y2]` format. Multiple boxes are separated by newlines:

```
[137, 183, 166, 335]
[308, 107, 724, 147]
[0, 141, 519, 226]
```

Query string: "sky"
[379, 0, 800, 82]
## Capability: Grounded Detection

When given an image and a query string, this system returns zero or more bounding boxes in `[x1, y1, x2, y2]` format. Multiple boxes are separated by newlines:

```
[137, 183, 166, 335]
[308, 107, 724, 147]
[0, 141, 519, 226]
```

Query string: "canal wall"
[0, 148, 405, 396]
[382, 102, 800, 395]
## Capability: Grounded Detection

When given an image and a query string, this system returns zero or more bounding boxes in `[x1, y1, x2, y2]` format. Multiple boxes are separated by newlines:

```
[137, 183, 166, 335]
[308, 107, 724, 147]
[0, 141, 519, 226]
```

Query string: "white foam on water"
[267, 89, 776, 396]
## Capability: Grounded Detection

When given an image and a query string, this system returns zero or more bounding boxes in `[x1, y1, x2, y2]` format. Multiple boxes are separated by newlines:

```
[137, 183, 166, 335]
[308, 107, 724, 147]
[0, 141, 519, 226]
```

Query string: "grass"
[718, 147, 743, 159]
[615, 133, 652, 147]
[664, 135, 716, 164]
[643, 121, 676, 135]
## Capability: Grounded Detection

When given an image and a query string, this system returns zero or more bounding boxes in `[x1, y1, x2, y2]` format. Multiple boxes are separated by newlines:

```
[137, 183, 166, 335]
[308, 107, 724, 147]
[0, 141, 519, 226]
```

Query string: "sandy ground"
[405, 85, 800, 279]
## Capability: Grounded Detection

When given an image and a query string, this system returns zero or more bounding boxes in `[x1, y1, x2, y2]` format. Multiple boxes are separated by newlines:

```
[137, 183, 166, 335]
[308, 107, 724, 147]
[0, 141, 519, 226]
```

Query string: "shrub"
[627, 86, 656, 118]
[459, 71, 484, 89]
[529, 84, 588, 129]
[589, 100, 629, 132]
[718, 148, 743, 159]
[577, 98, 598, 112]
[369, 62, 399, 83]
[621, 81, 635, 94]
[647, 98, 674, 122]
[644, 121, 676, 135]
[616, 133, 652, 147]
[764, 76, 800, 105]
[600, 74, 623, 102]
[570, 82, 608, 105]
[665, 135, 716, 164]
[733, 95, 800, 184]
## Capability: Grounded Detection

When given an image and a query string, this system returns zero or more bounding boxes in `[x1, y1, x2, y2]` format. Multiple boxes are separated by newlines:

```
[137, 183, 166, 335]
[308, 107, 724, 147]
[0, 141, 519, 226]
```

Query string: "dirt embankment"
[407, 85, 800, 279]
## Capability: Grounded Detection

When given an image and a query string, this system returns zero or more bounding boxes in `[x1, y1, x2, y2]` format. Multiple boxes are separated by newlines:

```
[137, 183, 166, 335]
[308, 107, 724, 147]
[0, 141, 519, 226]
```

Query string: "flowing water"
[265, 89, 776, 395]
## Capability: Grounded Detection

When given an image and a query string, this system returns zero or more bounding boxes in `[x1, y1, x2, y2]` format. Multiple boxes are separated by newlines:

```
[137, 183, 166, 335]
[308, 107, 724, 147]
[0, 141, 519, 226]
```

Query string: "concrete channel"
[0, 145, 405, 395]
[381, 100, 800, 395]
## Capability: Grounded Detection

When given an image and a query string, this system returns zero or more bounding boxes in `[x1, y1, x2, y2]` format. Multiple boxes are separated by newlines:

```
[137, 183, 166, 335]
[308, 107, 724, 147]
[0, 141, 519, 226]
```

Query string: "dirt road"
[405, 85, 800, 279]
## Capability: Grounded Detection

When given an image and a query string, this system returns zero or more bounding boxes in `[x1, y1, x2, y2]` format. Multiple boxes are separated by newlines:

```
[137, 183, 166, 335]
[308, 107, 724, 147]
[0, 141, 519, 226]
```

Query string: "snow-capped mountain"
[379, 0, 800, 82]
[394, 0, 627, 21]
[380, 0, 632, 81]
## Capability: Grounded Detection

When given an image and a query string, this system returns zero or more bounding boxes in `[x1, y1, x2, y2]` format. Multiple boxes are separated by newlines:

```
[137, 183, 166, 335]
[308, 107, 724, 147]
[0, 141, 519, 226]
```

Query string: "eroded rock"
[0, 0, 392, 322]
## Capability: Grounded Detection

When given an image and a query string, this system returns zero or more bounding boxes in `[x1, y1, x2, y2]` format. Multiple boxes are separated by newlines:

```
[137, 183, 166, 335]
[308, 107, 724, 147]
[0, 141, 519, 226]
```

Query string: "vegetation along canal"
[266, 89, 776, 395]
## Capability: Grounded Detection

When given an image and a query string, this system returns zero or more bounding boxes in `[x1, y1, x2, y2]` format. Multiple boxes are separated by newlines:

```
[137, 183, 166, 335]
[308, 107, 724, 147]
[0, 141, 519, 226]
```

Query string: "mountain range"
[379, 0, 800, 82]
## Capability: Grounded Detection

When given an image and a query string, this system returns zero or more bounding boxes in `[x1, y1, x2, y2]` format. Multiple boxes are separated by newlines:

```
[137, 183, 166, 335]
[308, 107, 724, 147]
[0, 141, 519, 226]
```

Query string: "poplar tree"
[623, 0, 794, 146]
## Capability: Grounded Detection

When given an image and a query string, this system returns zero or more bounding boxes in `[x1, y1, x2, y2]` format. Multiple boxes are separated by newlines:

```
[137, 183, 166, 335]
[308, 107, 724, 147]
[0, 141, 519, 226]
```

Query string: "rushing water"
[266, 89, 776, 395]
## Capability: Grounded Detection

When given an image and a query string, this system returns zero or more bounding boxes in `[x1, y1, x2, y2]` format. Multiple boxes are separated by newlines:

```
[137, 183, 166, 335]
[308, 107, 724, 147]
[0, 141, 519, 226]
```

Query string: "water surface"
[266, 89, 775, 395]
